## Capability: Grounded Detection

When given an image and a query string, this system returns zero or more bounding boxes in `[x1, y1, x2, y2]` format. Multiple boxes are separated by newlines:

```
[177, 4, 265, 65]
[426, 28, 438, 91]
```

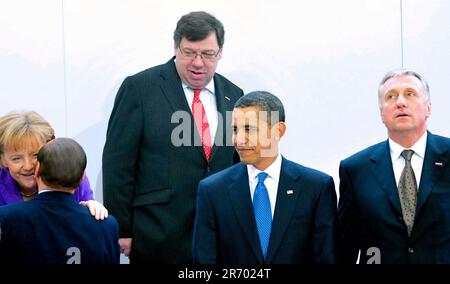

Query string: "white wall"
[1, 0, 449, 201]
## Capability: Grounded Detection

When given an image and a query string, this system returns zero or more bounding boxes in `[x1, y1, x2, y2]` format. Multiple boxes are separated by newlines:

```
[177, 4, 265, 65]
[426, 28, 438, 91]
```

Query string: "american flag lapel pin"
[286, 189, 294, 195]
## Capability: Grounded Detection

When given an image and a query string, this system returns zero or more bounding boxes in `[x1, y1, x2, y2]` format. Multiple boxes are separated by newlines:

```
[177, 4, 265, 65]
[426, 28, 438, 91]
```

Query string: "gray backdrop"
[1, 0, 449, 235]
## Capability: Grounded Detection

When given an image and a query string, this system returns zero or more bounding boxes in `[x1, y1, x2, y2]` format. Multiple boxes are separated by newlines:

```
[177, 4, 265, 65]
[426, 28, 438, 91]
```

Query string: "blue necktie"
[253, 172, 272, 259]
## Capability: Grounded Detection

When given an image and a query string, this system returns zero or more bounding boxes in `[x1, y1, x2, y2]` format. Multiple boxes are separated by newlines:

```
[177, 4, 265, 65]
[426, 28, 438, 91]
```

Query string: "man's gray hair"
[378, 69, 430, 103]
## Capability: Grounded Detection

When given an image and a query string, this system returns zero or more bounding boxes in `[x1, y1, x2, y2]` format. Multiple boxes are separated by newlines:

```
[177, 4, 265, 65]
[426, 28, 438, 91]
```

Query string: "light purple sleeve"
[73, 175, 94, 202]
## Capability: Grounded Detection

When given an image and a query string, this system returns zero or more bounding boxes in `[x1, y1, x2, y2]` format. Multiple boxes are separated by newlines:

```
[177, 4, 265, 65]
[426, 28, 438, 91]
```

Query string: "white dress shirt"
[247, 153, 282, 219]
[389, 132, 427, 190]
[182, 81, 218, 145]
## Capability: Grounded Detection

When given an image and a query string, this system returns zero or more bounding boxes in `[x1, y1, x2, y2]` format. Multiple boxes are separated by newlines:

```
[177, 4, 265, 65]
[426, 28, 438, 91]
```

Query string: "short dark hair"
[234, 91, 286, 125]
[173, 11, 225, 48]
[37, 137, 87, 189]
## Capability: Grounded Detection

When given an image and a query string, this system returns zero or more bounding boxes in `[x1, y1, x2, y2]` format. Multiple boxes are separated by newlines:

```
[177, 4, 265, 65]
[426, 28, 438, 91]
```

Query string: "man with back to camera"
[0, 137, 120, 264]
[338, 69, 450, 264]
[102, 11, 243, 263]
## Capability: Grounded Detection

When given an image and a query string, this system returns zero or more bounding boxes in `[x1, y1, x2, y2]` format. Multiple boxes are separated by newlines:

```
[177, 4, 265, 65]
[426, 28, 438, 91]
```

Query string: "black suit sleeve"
[102, 77, 143, 237]
[192, 180, 217, 264]
[337, 162, 360, 263]
[313, 176, 338, 264]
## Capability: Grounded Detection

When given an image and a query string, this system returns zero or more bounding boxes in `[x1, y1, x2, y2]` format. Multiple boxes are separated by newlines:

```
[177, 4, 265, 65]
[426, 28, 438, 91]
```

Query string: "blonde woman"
[0, 111, 107, 219]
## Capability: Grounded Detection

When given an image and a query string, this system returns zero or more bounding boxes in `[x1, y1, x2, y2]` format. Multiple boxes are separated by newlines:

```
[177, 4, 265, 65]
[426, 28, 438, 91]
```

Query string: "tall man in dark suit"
[338, 69, 450, 264]
[102, 11, 243, 263]
[0, 138, 119, 264]
[193, 91, 337, 264]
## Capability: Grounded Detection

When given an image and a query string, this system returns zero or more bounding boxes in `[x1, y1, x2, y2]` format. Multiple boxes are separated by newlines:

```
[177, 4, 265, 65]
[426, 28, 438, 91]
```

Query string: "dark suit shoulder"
[200, 163, 244, 189]
[74, 203, 118, 227]
[126, 61, 169, 84]
[0, 200, 35, 218]
[429, 132, 450, 147]
[214, 72, 243, 96]
[340, 140, 386, 168]
[112, 59, 177, 107]
[282, 158, 333, 183]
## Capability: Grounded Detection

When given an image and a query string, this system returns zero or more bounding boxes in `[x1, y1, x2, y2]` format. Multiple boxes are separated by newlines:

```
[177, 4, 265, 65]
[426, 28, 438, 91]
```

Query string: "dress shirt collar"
[181, 80, 215, 95]
[247, 153, 282, 184]
[389, 131, 427, 162]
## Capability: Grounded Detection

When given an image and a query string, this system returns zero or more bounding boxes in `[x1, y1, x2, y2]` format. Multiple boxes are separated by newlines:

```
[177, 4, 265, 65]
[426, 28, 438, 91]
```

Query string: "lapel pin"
[224, 96, 230, 101]
[286, 189, 294, 195]
[435, 162, 444, 167]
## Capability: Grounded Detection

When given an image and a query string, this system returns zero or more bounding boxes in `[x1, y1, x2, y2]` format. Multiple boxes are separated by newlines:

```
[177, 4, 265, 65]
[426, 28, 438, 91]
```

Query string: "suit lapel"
[266, 158, 300, 263]
[228, 164, 264, 263]
[415, 132, 448, 218]
[159, 57, 191, 114]
[159, 57, 206, 159]
[370, 141, 403, 215]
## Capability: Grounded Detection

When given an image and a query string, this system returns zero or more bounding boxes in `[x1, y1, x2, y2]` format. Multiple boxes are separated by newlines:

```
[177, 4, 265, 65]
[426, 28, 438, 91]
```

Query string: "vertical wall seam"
[61, 0, 68, 136]
[400, 0, 404, 68]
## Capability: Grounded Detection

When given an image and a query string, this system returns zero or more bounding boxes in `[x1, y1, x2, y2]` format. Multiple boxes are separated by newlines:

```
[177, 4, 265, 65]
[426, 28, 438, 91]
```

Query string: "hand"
[79, 200, 109, 220]
[119, 238, 132, 256]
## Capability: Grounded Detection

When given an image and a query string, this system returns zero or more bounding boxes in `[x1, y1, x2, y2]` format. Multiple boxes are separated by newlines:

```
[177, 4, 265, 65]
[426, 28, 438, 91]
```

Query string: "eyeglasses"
[178, 47, 221, 61]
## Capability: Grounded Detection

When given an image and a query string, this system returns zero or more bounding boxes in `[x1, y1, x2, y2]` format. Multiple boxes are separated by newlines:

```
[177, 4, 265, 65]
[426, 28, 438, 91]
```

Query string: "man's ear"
[426, 100, 432, 118]
[275, 122, 286, 141]
[34, 161, 41, 179]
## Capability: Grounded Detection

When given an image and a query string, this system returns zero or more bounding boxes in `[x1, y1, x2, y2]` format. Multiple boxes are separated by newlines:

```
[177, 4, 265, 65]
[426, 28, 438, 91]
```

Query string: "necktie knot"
[401, 149, 414, 162]
[257, 172, 268, 185]
[193, 88, 201, 98]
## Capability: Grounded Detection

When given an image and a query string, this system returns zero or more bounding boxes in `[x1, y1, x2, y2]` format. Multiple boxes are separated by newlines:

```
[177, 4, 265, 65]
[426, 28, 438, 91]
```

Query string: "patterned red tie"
[192, 88, 212, 161]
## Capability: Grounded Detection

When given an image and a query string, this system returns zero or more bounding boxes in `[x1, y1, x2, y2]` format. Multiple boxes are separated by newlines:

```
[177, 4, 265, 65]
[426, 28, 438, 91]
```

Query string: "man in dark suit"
[0, 138, 119, 264]
[338, 69, 450, 264]
[102, 11, 243, 263]
[193, 91, 337, 264]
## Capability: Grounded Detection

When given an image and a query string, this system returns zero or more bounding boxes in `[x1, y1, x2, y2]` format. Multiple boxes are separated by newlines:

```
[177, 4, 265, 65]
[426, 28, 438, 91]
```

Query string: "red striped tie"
[192, 88, 212, 160]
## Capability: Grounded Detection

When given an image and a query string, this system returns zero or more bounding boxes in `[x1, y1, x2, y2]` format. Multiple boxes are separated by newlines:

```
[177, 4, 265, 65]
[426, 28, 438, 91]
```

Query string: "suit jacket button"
[206, 166, 211, 172]
[408, 248, 414, 254]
